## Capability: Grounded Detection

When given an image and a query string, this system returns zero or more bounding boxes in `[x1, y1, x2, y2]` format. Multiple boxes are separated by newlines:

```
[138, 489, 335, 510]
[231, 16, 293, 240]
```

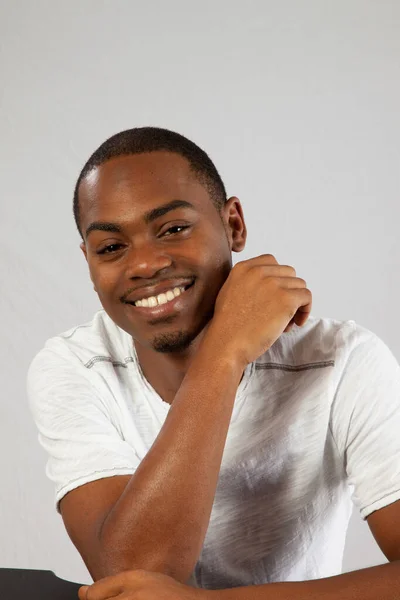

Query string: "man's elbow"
[90, 547, 194, 584]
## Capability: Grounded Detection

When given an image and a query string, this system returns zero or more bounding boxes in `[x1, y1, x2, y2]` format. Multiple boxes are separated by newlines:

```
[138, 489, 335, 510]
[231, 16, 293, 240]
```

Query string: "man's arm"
[215, 562, 400, 599]
[78, 560, 400, 600]
[60, 256, 310, 583]
[76, 501, 400, 599]
[61, 334, 243, 582]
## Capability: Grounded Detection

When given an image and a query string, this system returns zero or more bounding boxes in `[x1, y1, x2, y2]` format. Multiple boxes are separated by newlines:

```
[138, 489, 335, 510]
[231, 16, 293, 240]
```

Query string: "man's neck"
[133, 336, 246, 405]
[133, 335, 205, 405]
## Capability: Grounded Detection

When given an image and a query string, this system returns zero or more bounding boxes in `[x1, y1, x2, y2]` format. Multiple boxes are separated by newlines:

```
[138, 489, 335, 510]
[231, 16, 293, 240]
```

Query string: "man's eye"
[162, 225, 190, 236]
[97, 226, 189, 254]
[97, 244, 123, 255]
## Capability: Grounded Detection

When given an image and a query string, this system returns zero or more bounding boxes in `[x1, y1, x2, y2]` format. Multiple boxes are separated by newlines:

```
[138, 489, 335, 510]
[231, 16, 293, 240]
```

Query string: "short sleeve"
[27, 347, 140, 512]
[330, 323, 400, 519]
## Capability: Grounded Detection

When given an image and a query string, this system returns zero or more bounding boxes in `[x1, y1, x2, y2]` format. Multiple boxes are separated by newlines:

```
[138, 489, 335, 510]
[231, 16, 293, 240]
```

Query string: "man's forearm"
[215, 560, 400, 600]
[98, 326, 244, 582]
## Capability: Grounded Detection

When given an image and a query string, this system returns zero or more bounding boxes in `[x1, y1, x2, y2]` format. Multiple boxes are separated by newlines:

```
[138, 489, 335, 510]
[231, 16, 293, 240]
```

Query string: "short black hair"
[73, 126, 228, 239]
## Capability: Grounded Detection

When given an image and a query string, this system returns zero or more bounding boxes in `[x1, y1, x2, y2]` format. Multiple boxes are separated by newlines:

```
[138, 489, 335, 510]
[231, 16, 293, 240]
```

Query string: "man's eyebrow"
[85, 199, 196, 238]
[143, 199, 196, 224]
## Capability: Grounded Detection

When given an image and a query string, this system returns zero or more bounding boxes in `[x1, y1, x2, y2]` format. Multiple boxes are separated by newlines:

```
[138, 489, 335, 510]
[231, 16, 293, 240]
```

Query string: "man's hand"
[206, 254, 312, 368]
[78, 570, 207, 600]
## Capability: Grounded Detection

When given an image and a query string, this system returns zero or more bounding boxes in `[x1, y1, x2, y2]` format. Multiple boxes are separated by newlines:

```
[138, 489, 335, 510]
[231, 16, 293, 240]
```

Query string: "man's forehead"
[88, 152, 192, 185]
[80, 152, 199, 203]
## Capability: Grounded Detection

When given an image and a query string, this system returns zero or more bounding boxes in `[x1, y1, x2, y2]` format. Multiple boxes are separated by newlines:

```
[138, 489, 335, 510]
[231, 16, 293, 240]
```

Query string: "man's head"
[76, 127, 247, 354]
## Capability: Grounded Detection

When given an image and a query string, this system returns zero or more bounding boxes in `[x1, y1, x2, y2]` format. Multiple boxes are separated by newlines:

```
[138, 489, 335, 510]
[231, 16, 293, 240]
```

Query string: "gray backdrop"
[1, 0, 399, 585]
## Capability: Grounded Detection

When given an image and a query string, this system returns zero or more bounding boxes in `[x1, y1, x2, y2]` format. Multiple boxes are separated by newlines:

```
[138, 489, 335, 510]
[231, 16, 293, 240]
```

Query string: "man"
[27, 127, 400, 600]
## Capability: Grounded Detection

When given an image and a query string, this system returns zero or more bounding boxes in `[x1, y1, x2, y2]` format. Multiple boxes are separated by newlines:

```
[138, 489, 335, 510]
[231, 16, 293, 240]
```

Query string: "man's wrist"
[201, 321, 248, 376]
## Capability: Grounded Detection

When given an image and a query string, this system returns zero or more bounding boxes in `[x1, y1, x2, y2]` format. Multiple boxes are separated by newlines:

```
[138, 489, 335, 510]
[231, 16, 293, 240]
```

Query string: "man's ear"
[80, 242, 97, 292]
[222, 196, 247, 252]
[80, 242, 87, 261]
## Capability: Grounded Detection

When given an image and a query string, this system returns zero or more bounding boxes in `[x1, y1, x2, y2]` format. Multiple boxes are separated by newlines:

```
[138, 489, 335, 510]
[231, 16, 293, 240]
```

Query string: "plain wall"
[1, 0, 399, 585]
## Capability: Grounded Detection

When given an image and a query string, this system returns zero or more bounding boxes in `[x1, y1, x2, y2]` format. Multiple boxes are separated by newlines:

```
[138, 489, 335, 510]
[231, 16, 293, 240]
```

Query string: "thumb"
[78, 585, 89, 599]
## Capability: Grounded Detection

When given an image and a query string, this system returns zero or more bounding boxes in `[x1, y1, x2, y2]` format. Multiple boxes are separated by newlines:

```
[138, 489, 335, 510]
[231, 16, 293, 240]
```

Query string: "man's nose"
[125, 243, 173, 279]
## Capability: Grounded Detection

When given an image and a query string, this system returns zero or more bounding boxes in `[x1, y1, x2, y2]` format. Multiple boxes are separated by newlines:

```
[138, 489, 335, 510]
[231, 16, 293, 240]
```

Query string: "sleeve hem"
[55, 467, 136, 513]
[360, 490, 400, 520]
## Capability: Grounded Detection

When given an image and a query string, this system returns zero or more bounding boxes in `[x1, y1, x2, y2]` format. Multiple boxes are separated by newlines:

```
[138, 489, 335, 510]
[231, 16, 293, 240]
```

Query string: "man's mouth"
[132, 280, 194, 307]
[126, 280, 195, 317]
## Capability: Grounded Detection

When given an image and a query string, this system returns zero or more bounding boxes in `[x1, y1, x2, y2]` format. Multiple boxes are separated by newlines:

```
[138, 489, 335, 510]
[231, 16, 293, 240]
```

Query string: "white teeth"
[148, 296, 157, 307]
[157, 293, 168, 305]
[134, 285, 187, 307]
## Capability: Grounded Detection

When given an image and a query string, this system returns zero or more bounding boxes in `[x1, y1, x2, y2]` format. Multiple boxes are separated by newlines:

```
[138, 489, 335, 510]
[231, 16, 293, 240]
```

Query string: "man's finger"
[77, 571, 141, 600]
[78, 585, 89, 600]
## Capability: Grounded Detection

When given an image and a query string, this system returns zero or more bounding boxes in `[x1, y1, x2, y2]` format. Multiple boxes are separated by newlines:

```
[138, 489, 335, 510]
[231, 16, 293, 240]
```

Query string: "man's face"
[79, 151, 245, 354]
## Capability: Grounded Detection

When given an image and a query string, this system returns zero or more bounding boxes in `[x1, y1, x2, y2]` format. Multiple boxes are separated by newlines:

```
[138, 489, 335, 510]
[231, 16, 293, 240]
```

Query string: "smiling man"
[27, 127, 400, 599]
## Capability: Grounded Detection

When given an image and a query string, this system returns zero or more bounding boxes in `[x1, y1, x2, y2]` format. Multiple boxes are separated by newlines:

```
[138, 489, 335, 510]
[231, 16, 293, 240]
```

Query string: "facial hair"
[151, 329, 197, 353]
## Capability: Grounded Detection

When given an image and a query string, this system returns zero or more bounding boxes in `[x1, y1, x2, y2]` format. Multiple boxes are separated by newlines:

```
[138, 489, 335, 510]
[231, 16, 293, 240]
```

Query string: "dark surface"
[0, 568, 83, 599]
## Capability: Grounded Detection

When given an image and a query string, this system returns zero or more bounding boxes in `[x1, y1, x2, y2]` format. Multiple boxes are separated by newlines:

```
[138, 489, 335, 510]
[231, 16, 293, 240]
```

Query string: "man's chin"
[150, 329, 198, 353]
[149, 314, 215, 354]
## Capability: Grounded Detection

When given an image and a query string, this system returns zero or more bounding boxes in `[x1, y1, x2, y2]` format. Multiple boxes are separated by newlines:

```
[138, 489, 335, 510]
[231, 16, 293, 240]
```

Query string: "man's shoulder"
[27, 309, 131, 375]
[258, 314, 374, 369]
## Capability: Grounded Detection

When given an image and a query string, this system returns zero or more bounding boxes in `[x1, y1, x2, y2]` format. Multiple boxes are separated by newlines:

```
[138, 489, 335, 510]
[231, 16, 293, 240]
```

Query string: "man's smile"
[126, 279, 196, 320]
[124, 277, 195, 305]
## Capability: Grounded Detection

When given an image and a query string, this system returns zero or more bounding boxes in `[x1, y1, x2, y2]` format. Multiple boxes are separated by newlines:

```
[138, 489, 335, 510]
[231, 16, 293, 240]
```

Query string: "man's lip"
[125, 278, 195, 304]
[127, 280, 195, 317]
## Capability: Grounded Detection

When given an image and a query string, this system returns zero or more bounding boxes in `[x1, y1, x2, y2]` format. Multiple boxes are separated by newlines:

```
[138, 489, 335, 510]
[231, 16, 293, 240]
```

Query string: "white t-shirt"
[27, 310, 400, 589]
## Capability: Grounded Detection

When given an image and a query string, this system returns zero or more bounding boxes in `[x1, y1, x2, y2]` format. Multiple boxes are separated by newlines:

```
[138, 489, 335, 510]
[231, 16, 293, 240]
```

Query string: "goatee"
[151, 330, 197, 353]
